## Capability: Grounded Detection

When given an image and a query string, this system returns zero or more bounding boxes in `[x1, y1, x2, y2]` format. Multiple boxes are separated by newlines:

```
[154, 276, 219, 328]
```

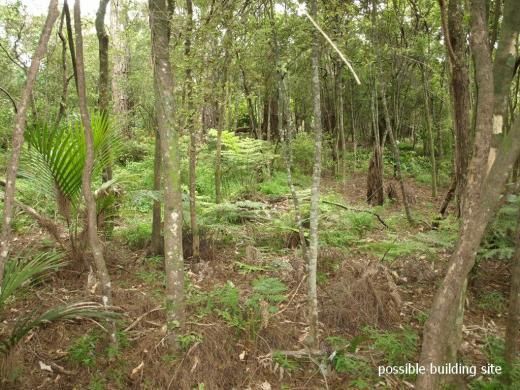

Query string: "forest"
[0, 0, 519, 388]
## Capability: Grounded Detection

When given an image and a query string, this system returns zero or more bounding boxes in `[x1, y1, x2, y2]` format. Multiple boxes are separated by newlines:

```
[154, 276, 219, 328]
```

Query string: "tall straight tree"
[111, 0, 131, 137]
[149, 0, 184, 346]
[185, 0, 199, 259]
[306, 0, 322, 350]
[417, 0, 520, 387]
[73, 0, 115, 344]
[0, 0, 59, 286]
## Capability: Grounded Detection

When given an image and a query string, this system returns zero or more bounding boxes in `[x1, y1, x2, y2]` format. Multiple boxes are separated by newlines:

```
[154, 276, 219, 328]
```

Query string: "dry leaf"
[38, 361, 53, 373]
[131, 361, 144, 377]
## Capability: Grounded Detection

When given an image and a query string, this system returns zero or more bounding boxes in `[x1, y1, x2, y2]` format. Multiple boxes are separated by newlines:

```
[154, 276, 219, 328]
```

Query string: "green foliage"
[479, 194, 519, 261]
[365, 327, 419, 366]
[195, 130, 274, 200]
[68, 331, 100, 368]
[177, 333, 203, 351]
[291, 132, 315, 174]
[477, 292, 506, 313]
[272, 351, 299, 372]
[0, 252, 64, 309]
[258, 171, 289, 196]
[0, 252, 116, 356]
[117, 220, 151, 249]
[469, 336, 520, 389]
[22, 114, 121, 213]
[249, 277, 287, 305]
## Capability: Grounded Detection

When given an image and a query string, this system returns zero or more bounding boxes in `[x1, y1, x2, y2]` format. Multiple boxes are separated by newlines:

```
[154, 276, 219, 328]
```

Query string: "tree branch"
[0, 86, 18, 113]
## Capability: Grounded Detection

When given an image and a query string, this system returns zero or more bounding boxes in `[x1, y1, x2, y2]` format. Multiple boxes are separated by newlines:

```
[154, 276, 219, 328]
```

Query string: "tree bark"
[111, 0, 131, 137]
[306, 0, 322, 351]
[74, 0, 116, 343]
[95, 0, 110, 117]
[367, 84, 384, 206]
[0, 0, 59, 287]
[421, 67, 438, 198]
[488, 0, 520, 170]
[151, 125, 163, 255]
[215, 29, 231, 204]
[185, 0, 199, 259]
[149, 0, 184, 347]
[381, 86, 413, 225]
[440, 0, 471, 217]
[416, 0, 520, 387]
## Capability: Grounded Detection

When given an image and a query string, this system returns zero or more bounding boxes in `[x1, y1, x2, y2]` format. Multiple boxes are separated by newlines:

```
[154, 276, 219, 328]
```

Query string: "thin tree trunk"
[421, 67, 438, 198]
[151, 126, 163, 255]
[367, 84, 384, 206]
[185, 0, 199, 259]
[306, 0, 322, 351]
[215, 30, 231, 204]
[74, 0, 116, 343]
[0, 0, 59, 287]
[149, 0, 184, 347]
[55, 8, 69, 126]
[381, 86, 413, 225]
[338, 67, 347, 188]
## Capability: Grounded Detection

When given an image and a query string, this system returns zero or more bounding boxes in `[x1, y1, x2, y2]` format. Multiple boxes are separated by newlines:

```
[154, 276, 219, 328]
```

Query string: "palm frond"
[0, 302, 118, 356]
[0, 252, 65, 310]
[21, 113, 122, 215]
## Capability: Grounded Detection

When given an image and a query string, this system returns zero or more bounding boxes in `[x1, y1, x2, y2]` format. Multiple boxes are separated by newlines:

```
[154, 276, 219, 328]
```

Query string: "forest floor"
[0, 171, 511, 390]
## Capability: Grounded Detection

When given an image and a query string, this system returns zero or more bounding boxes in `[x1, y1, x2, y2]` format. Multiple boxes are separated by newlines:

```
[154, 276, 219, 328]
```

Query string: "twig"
[124, 306, 162, 332]
[0, 86, 18, 112]
[302, 10, 361, 85]
[270, 275, 306, 318]
[321, 199, 388, 228]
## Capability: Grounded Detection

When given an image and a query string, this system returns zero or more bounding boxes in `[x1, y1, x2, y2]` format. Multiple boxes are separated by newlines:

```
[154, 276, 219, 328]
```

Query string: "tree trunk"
[111, 0, 131, 137]
[185, 0, 199, 259]
[488, 0, 520, 170]
[338, 69, 346, 188]
[149, 0, 184, 347]
[440, 0, 472, 217]
[421, 67, 438, 198]
[367, 85, 384, 206]
[306, 0, 322, 351]
[74, 0, 115, 343]
[0, 0, 59, 287]
[215, 30, 231, 204]
[381, 86, 413, 225]
[416, 1, 520, 387]
[151, 126, 163, 255]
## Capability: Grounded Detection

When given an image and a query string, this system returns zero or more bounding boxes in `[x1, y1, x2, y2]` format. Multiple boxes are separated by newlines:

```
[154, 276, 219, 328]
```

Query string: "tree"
[438, 0, 470, 217]
[306, 0, 322, 350]
[0, 0, 59, 287]
[73, 0, 116, 344]
[417, 0, 520, 387]
[149, 0, 184, 346]
[185, 0, 199, 259]
[111, 0, 131, 137]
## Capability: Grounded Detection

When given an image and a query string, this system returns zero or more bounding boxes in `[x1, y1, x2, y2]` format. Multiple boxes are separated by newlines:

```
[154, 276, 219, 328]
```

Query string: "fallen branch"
[321, 199, 388, 228]
[124, 306, 162, 332]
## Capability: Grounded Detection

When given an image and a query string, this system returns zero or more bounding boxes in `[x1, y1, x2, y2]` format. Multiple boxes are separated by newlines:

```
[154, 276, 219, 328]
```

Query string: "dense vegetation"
[0, 0, 519, 389]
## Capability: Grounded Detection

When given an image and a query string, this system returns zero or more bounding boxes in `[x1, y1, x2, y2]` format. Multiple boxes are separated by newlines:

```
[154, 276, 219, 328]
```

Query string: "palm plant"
[0, 252, 116, 356]
[20, 114, 121, 255]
